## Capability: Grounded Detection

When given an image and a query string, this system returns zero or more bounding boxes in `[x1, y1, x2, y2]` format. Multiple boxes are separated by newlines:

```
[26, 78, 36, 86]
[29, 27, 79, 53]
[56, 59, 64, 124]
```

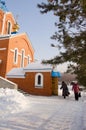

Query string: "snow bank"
[0, 88, 28, 117]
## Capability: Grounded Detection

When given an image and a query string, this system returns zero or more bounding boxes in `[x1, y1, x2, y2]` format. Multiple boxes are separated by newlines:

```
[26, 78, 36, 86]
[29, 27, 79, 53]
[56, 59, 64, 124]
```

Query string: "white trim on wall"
[0, 48, 6, 51]
[2, 13, 6, 35]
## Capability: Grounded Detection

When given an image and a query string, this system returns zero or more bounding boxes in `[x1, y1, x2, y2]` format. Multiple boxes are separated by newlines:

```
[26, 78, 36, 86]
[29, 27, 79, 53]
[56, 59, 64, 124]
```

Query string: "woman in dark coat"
[60, 81, 69, 98]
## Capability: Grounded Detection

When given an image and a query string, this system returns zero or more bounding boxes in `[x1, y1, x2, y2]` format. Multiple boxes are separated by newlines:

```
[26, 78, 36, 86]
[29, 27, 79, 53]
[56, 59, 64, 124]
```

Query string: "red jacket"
[72, 84, 79, 93]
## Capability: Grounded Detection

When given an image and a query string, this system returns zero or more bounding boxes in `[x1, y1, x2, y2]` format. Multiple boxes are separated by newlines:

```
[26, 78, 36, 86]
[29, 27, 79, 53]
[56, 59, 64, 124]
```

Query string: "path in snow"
[0, 89, 86, 130]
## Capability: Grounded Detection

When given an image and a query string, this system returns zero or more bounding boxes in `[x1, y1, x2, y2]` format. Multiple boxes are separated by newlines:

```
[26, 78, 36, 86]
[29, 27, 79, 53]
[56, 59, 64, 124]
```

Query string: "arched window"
[27, 55, 30, 64]
[14, 48, 18, 64]
[21, 49, 25, 67]
[38, 75, 41, 85]
[7, 21, 12, 34]
[35, 73, 43, 88]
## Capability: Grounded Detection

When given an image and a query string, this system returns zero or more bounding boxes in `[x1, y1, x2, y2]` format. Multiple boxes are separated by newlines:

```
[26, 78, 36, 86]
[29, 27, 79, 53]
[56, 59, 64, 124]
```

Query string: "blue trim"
[51, 71, 61, 77]
[11, 32, 18, 34]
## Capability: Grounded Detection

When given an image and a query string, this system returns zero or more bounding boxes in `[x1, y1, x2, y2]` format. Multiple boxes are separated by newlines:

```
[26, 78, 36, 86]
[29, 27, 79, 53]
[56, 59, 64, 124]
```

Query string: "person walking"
[72, 82, 80, 101]
[60, 81, 70, 98]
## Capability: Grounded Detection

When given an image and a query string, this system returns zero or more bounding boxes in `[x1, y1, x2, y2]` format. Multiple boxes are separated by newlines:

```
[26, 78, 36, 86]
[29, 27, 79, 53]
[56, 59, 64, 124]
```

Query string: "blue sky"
[5, 0, 67, 72]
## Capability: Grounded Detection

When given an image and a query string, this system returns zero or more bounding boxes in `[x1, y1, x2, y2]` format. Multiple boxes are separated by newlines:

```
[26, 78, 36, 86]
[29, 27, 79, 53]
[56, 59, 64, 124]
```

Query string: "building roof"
[23, 62, 52, 72]
[6, 68, 25, 78]
[6, 62, 61, 78]
[6, 62, 52, 78]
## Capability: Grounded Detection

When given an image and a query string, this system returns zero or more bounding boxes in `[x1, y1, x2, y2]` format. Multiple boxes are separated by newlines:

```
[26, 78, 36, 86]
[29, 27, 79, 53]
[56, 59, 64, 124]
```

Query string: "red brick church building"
[0, 1, 60, 96]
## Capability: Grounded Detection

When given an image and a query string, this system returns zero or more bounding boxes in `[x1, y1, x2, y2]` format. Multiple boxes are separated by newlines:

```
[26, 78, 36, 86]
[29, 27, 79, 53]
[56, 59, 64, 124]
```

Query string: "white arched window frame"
[14, 48, 18, 64]
[35, 73, 43, 88]
[21, 49, 25, 67]
[7, 21, 12, 34]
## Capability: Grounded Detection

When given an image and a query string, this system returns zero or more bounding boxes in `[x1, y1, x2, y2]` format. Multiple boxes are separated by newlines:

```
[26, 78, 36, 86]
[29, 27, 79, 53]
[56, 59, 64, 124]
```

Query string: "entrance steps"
[0, 76, 17, 89]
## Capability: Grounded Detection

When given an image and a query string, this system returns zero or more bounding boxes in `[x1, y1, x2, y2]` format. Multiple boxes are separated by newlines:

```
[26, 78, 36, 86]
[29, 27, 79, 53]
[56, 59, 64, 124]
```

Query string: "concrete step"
[0, 76, 18, 89]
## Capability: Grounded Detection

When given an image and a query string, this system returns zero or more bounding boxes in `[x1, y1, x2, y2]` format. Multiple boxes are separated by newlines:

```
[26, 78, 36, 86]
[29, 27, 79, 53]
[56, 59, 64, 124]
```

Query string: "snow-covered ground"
[0, 86, 86, 130]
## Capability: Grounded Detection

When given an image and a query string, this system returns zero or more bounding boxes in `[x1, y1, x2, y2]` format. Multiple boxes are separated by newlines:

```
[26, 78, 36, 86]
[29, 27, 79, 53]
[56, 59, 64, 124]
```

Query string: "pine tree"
[38, 0, 86, 87]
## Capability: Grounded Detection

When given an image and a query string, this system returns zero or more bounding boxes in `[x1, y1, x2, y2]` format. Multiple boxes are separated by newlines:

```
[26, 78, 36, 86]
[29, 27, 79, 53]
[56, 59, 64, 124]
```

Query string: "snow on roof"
[6, 62, 56, 78]
[23, 62, 52, 72]
[6, 68, 25, 78]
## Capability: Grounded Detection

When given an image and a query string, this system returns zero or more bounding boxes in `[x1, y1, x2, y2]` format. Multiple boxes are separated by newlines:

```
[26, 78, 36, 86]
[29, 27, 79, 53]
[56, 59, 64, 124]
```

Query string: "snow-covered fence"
[0, 76, 17, 89]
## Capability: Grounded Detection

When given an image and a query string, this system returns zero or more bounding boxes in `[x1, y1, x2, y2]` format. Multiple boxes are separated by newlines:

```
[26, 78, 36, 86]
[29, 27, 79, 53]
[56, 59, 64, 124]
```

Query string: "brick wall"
[8, 72, 52, 96]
